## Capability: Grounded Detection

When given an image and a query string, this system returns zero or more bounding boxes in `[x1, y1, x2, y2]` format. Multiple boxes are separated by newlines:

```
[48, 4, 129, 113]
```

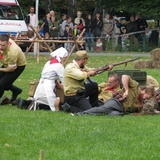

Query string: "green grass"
[1, 54, 160, 160]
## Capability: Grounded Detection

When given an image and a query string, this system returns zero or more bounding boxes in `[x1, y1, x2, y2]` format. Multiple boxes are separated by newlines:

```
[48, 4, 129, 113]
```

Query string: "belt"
[65, 93, 77, 96]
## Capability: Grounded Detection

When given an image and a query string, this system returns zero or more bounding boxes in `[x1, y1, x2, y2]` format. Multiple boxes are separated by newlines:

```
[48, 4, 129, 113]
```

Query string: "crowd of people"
[25, 6, 155, 53]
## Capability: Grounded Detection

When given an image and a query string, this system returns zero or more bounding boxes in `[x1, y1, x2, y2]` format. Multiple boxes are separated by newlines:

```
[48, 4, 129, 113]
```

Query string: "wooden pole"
[30, 25, 52, 53]
[64, 29, 86, 65]
[14, 32, 20, 40]
[25, 22, 45, 54]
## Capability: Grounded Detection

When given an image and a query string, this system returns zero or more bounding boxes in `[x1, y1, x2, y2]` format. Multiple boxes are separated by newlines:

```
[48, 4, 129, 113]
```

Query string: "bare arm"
[121, 75, 129, 97]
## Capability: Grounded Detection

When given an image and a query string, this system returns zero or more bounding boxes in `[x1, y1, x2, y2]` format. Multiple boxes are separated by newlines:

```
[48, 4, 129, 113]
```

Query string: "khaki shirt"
[0, 39, 27, 68]
[64, 60, 91, 96]
[98, 82, 122, 103]
[122, 76, 142, 113]
[142, 97, 159, 113]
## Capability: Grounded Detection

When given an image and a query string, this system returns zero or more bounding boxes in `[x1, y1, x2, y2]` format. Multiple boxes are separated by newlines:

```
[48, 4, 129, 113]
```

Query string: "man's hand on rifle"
[87, 70, 97, 77]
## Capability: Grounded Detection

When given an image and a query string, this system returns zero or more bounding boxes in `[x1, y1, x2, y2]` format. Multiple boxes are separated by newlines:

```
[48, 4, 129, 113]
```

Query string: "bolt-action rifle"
[94, 57, 141, 74]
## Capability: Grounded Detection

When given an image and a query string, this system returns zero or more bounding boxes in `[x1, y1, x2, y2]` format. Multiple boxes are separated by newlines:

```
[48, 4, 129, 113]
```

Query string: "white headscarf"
[50, 47, 68, 59]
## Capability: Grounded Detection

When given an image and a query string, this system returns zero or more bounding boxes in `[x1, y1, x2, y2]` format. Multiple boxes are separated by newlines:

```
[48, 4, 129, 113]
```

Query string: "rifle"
[94, 57, 141, 74]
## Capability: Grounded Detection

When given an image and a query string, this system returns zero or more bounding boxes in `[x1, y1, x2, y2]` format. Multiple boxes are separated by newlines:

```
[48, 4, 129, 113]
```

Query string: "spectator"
[136, 14, 148, 49]
[73, 23, 85, 50]
[49, 16, 59, 38]
[95, 38, 102, 52]
[93, 12, 103, 39]
[73, 23, 80, 38]
[58, 13, 67, 37]
[43, 13, 51, 36]
[85, 13, 94, 51]
[112, 16, 121, 51]
[50, 10, 55, 18]
[0, 34, 26, 105]
[63, 25, 73, 52]
[26, 6, 38, 38]
[127, 15, 138, 51]
[102, 13, 114, 51]
[61, 16, 74, 37]
[78, 19, 84, 33]
[119, 18, 127, 51]
[74, 11, 85, 27]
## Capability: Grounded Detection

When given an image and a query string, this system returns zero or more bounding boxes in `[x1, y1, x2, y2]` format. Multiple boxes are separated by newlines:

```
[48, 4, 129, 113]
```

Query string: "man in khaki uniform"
[77, 75, 157, 116]
[98, 73, 121, 105]
[0, 34, 27, 104]
[63, 50, 98, 113]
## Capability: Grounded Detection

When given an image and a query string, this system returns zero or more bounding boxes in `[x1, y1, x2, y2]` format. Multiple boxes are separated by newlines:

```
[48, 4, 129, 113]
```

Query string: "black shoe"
[61, 102, 71, 112]
[17, 98, 30, 109]
[10, 88, 22, 102]
[0, 96, 10, 105]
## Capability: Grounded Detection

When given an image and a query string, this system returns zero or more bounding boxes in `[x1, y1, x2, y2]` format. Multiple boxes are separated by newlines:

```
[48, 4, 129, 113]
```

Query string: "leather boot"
[9, 85, 22, 103]
[0, 96, 10, 105]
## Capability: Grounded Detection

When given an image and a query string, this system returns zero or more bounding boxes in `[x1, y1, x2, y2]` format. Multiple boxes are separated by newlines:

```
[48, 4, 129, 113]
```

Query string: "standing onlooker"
[26, 6, 38, 38]
[136, 14, 148, 49]
[50, 16, 59, 38]
[102, 13, 114, 51]
[58, 13, 67, 37]
[119, 18, 128, 51]
[0, 34, 26, 105]
[43, 13, 51, 36]
[93, 12, 103, 39]
[85, 13, 94, 51]
[112, 16, 121, 51]
[127, 15, 138, 51]
[74, 11, 85, 27]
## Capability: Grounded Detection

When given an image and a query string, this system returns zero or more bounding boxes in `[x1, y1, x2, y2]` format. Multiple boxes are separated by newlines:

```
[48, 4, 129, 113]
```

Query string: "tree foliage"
[18, 0, 160, 20]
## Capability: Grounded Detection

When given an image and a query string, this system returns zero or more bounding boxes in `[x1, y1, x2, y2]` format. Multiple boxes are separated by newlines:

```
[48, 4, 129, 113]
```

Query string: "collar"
[50, 58, 59, 64]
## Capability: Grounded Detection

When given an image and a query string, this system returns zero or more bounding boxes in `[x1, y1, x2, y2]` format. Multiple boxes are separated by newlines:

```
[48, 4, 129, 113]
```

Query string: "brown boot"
[54, 97, 60, 111]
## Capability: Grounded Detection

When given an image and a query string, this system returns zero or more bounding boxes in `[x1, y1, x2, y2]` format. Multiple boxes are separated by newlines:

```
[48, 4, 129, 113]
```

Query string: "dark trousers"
[0, 65, 25, 98]
[83, 98, 124, 116]
[64, 82, 98, 113]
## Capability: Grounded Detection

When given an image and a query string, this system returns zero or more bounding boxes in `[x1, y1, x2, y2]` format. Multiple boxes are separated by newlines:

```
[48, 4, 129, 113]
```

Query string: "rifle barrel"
[113, 57, 141, 67]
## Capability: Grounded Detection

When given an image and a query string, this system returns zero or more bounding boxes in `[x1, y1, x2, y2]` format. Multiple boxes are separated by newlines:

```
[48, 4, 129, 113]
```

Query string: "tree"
[18, 0, 160, 20]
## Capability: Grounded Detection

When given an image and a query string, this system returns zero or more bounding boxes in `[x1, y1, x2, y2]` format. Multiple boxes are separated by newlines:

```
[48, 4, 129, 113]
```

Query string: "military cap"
[75, 50, 88, 59]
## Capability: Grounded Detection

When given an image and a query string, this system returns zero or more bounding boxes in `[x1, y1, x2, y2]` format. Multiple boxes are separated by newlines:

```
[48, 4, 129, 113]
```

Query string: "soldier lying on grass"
[71, 75, 160, 116]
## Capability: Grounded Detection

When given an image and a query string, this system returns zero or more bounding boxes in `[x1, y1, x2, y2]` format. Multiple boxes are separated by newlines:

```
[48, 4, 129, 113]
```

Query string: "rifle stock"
[94, 57, 141, 74]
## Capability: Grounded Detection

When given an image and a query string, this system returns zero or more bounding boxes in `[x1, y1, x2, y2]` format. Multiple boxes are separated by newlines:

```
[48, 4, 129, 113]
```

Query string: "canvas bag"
[28, 80, 39, 97]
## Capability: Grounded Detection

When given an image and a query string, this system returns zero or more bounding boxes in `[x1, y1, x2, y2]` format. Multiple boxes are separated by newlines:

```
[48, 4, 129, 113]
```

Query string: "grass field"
[1, 53, 160, 160]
